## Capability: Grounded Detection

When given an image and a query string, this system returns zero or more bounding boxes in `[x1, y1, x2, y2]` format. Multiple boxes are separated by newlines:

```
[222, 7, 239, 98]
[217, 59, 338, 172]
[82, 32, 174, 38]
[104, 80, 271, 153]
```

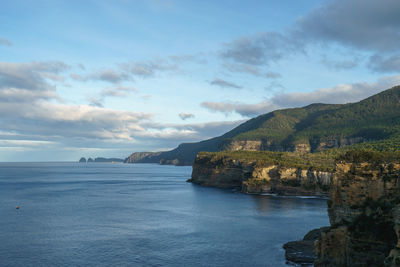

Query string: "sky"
[1, 0, 400, 161]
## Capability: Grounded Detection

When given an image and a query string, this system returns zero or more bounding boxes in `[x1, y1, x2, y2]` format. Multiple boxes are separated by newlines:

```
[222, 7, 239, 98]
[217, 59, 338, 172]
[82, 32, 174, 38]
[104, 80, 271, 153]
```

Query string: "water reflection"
[251, 194, 328, 214]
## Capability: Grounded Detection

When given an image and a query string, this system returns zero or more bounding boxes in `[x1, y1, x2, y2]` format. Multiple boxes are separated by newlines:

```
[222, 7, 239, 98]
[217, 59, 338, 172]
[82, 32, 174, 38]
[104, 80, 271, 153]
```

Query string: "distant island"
[78, 157, 124, 163]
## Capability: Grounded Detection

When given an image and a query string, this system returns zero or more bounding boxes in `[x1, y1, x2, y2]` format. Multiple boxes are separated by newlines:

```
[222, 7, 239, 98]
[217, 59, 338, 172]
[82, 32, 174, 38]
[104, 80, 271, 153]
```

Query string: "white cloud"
[202, 100, 278, 117]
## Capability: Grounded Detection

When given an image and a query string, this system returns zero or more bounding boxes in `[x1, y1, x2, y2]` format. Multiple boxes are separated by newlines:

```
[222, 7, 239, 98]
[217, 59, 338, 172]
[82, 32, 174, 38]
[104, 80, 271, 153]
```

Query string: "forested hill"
[125, 86, 400, 165]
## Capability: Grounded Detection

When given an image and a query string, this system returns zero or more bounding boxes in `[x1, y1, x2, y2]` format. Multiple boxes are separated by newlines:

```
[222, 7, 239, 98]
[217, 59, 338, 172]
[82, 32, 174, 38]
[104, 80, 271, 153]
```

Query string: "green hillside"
[125, 86, 400, 165]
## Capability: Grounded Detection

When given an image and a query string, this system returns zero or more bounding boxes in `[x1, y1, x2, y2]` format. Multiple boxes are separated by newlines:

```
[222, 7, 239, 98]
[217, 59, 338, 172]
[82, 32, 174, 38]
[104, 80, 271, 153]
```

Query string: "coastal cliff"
[315, 152, 400, 266]
[190, 150, 400, 266]
[189, 151, 334, 196]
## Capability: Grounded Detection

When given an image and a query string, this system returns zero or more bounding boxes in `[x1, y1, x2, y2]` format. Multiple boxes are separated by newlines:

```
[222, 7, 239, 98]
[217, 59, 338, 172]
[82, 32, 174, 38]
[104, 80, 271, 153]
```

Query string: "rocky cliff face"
[314, 136, 368, 151]
[189, 153, 332, 196]
[223, 140, 264, 151]
[222, 139, 312, 153]
[315, 161, 400, 266]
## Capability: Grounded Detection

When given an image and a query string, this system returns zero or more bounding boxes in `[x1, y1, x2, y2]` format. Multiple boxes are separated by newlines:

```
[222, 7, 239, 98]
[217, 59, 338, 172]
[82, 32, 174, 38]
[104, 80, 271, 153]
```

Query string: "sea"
[0, 162, 329, 267]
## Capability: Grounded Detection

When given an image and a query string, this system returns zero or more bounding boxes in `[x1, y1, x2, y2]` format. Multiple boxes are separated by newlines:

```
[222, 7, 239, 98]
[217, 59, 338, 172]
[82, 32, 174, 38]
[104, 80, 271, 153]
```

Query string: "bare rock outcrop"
[284, 227, 329, 265]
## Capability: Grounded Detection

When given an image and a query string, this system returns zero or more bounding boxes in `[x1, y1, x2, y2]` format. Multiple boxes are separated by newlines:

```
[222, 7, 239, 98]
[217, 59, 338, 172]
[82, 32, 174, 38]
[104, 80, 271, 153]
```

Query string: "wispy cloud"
[265, 72, 281, 79]
[210, 78, 242, 89]
[0, 38, 12, 47]
[121, 59, 178, 78]
[89, 86, 138, 107]
[320, 57, 359, 70]
[70, 69, 131, 84]
[100, 86, 138, 97]
[178, 113, 195, 120]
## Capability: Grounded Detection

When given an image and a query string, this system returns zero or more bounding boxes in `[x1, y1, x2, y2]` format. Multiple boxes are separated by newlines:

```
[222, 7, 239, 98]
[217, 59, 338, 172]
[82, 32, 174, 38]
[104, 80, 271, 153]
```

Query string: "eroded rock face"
[190, 154, 332, 196]
[243, 167, 332, 196]
[188, 155, 253, 188]
[316, 137, 367, 151]
[294, 143, 312, 153]
[223, 139, 312, 153]
[315, 162, 400, 266]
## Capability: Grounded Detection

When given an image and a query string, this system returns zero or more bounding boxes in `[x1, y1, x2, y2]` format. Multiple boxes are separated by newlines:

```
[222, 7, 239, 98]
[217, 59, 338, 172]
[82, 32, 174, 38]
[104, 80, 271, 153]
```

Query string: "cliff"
[126, 86, 400, 166]
[189, 151, 334, 196]
[193, 150, 400, 265]
[314, 151, 400, 266]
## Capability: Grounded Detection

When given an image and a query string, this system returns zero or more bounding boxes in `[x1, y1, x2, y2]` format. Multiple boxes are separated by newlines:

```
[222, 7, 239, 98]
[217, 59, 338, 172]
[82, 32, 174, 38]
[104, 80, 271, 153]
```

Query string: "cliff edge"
[189, 151, 334, 196]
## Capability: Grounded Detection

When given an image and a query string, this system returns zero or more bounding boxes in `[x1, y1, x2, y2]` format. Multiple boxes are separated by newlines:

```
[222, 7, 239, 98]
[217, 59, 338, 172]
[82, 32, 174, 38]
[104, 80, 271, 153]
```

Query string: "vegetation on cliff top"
[197, 149, 400, 171]
[337, 150, 400, 164]
[196, 151, 337, 172]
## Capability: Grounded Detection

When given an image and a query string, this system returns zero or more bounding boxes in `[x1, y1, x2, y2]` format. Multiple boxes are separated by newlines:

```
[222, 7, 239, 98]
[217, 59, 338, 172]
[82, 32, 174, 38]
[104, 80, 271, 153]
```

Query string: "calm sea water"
[0, 163, 329, 267]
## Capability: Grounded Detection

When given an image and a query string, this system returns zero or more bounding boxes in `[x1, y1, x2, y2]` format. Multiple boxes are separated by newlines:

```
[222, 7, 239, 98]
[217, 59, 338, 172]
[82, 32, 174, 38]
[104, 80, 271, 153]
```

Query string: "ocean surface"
[0, 162, 329, 267]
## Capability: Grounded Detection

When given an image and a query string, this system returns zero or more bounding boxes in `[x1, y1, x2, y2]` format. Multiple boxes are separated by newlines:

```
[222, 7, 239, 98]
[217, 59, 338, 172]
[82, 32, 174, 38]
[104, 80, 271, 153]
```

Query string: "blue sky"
[1, 0, 400, 161]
